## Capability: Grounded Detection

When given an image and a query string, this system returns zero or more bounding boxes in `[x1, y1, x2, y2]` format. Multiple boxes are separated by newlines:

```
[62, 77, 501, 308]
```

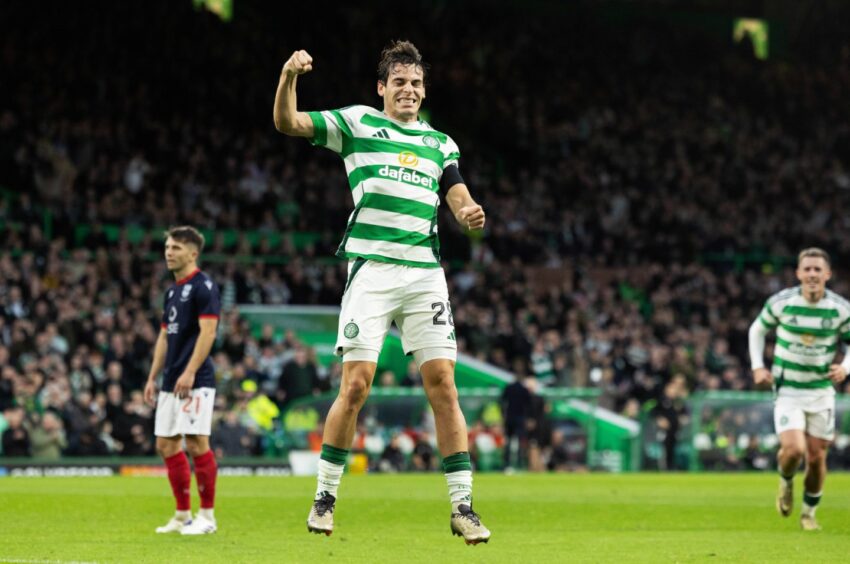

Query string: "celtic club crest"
[344, 322, 359, 339]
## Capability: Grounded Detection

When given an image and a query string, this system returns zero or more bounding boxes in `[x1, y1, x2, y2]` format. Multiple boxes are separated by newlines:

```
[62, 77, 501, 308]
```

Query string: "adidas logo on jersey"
[372, 129, 390, 139]
[378, 165, 433, 188]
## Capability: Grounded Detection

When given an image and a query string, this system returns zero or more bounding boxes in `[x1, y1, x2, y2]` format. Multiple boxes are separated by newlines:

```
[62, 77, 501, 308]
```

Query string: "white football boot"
[156, 516, 191, 534]
[180, 515, 217, 535]
[450, 503, 491, 545]
[307, 493, 335, 536]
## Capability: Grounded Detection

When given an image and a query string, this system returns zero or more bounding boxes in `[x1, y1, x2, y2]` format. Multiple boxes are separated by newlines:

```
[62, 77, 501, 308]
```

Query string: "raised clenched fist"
[283, 50, 313, 76]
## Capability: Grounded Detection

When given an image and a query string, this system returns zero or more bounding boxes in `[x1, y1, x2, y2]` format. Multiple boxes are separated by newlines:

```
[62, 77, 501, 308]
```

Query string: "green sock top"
[442, 451, 472, 473]
[320, 443, 349, 466]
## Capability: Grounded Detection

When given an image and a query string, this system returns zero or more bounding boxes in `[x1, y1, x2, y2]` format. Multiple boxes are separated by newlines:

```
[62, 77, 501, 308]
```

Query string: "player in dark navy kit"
[143, 226, 221, 536]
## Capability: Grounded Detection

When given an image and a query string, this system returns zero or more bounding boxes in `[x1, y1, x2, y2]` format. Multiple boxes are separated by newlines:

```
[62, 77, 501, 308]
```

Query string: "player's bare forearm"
[446, 183, 485, 230]
[183, 319, 218, 377]
[147, 329, 168, 383]
[144, 330, 167, 405]
[273, 50, 315, 137]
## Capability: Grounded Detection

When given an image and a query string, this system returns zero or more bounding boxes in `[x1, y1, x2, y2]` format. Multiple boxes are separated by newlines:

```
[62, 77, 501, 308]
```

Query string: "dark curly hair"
[377, 40, 429, 84]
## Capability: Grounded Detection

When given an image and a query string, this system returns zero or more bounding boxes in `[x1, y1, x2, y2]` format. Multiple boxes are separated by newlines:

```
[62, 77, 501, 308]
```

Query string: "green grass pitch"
[2, 473, 850, 563]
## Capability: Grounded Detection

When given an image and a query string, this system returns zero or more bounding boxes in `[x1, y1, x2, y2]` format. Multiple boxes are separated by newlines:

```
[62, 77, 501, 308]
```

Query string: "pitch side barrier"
[278, 387, 640, 473]
[681, 391, 850, 472]
[0, 457, 291, 478]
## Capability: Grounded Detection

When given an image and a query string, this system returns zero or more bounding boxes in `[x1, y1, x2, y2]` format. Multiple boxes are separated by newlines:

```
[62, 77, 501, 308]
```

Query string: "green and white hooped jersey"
[307, 105, 460, 268]
[759, 287, 850, 395]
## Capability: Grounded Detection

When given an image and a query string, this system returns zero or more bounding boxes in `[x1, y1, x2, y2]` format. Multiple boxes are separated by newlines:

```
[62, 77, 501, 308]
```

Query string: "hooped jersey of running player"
[306, 105, 461, 268]
[757, 286, 850, 397]
[160, 269, 220, 392]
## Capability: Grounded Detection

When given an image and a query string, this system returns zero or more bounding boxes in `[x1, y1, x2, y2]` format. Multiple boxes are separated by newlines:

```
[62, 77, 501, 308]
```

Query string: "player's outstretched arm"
[144, 328, 168, 406]
[446, 183, 485, 231]
[273, 49, 315, 137]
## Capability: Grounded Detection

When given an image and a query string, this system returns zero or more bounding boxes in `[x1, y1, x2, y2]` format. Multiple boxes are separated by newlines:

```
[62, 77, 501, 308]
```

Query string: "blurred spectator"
[66, 427, 110, 457]
[548, 428, 587, 472]
[212, 409, 255, 458]
[501, 364, 533, 471]
[650, 375, 689, 471]
[526, 378, 553, 472]
[400, 361, 422, 387]
[379, 370, 396, 387]
[276, 347, 319, 407]
[378, 434, 406, 473]
[411, 432, 436, 471]
[2, 406, 31, 456]
[244, 380, 280, 432]
[29, 411, 67, 459]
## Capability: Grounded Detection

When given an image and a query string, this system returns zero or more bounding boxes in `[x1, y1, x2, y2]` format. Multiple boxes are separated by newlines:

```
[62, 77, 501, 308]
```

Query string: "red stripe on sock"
[193, 450, 218, 509]
[164, 452, 191, 511]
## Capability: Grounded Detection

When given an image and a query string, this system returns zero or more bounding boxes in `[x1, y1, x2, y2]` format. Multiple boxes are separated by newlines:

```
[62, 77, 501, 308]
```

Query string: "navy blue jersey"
[160, 269, 220, 392]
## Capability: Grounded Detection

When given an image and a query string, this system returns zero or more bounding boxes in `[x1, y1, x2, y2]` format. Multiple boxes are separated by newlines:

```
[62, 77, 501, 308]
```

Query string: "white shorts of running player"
[155, 387, 216, 437]
[774, 393, 835, 441]
[335, 260, 457, 365]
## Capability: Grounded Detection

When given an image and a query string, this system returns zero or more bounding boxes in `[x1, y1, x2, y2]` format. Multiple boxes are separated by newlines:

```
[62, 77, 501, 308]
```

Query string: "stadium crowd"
[4, 1, 850, 469]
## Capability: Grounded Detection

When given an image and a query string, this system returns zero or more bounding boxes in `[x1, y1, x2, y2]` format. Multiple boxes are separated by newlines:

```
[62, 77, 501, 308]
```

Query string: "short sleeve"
[306, 107, 356, 154]
[195, 280, 221, 320]
[759, 301, 779, 329]
[443, 136, 460, 171]
[839, 315, 850, 341]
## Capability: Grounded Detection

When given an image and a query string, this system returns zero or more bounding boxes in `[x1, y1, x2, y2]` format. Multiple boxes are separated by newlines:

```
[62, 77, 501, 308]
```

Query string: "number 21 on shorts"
[182, 395, 201, 414]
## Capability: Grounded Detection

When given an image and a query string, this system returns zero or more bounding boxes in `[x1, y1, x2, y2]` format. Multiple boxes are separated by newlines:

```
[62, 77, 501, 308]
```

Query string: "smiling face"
[378, 63, 425, 123]
[796, 255, 831, 302]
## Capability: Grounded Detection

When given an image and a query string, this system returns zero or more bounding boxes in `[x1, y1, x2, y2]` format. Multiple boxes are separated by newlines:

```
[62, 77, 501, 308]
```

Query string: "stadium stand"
[4, 0, 850, 470]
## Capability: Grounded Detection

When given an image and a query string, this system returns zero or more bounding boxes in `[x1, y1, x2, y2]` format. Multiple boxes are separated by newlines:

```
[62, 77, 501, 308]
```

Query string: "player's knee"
[156, 439, 179, 459]
[185, 439, 206, 458]
[782, 444, 806, 461]
[340, 378, 371, 409]
[807, 447, 827, 465]
[424, 374, 459, 408]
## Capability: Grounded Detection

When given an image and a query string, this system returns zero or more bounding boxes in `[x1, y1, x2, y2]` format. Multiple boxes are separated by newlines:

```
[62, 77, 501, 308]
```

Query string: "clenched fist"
[456, 204, 485, 230]
[752, 367, 773, 386]
[283, 50, 313, 77]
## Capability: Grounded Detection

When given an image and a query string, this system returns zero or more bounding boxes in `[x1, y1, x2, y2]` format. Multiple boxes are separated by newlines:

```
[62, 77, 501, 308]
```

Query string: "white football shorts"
[335, 260, 457, 360]
[774, 392, 835, 441]
[154, 387, 216, 437]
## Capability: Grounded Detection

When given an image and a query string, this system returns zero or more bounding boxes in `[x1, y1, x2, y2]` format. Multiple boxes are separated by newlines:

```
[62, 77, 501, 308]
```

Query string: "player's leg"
[775, 429, 805, 516]
[180, 435, 218, 535]
[396, 267, 489, 544]
[154, 389, 192, 533]
[799, 434, 829, 530]
[178, 387, 218, 535]
[799, 403, 834, 531]
[308, 357, 378, 535]
[155, 435, 192, 532]
[307, 259, 393, 535]
[419, 355, 490, 545]
[774, 396, 806, 517]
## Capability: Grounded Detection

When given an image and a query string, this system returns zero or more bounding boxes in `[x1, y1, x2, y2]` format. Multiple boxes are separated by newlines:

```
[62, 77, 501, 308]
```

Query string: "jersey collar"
[175, 268, 201, 286]
[380, 110, 421, 128]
